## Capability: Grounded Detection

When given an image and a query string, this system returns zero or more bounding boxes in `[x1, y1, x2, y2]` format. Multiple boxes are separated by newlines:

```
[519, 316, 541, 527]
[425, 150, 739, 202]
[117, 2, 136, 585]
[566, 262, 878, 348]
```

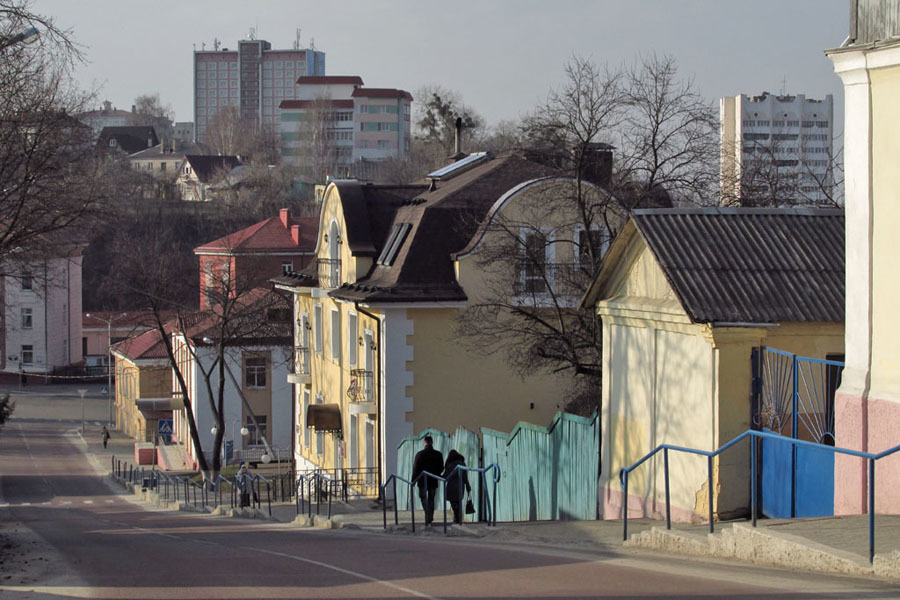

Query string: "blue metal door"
[754, 347, 843, 518]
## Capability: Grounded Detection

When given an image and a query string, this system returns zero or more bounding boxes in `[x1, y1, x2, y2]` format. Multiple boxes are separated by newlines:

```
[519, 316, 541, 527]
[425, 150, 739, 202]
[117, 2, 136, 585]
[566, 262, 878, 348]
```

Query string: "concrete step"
[625, 522, 900, 580]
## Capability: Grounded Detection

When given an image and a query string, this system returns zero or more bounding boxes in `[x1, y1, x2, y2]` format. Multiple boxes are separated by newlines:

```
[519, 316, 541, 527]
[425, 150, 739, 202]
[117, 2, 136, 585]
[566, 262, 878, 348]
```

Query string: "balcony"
[317, 258, 341, 289]
[514, 262, 593, 304]
[348, 369, 376, 415]
[287, 346, 311, 385]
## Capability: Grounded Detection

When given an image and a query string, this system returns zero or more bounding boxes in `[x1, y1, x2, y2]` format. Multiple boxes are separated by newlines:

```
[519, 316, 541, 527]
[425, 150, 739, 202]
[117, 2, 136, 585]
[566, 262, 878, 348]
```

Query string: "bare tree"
[415, 85, 485, 155]
[0, 1, 110, 270]
[204, 106, 280, 164]
[112, 215, 290, 480]
[132, 92, 174, 138]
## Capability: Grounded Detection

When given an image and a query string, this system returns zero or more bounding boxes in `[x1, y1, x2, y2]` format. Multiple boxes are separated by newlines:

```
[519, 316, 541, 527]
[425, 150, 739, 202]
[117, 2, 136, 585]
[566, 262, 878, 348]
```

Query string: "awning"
[306, 403, 342, 434]
[136, 396, 184, 411]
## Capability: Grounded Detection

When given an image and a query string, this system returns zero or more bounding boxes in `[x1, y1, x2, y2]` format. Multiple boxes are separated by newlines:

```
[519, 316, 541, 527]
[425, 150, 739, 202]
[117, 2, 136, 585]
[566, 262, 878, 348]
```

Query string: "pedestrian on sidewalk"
[411, 435, 443, 525]
[236, 462, 254, 508]
[101, 426, 110, 449]
[441, 449, 471, 524]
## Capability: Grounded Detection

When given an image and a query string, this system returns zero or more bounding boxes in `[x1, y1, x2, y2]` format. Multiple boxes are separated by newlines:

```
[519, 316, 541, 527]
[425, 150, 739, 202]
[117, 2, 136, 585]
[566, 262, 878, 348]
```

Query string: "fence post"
[791, 353, 799, 519]
[751, 435, 758, 528]
[393, 478, 399, 525]
[869, 458, 876, 564]
[664, 447, 671, 530]
[623, 471, 629, 541]
[708, 455, 714, 534]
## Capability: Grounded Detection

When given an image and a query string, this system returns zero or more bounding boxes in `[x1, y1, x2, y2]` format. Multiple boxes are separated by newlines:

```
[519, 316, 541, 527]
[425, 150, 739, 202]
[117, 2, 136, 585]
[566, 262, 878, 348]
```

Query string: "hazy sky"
[34, 0, 849, 129]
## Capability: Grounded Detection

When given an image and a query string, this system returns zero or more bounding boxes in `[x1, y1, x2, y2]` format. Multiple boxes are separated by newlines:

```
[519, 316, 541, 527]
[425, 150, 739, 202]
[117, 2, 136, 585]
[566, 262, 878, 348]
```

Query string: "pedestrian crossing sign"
[158, 419, 173, 436]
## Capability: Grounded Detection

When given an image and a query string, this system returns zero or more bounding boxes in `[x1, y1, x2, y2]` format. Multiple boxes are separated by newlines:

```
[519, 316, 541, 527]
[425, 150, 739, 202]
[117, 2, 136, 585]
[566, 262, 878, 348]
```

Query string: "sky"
[33, 0, 849, 131]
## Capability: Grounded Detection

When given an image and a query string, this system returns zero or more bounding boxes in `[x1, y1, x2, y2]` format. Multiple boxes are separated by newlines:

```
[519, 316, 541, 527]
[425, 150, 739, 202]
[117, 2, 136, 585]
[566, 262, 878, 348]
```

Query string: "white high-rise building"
[193, 36, 325, 143]
[721, 92, 834, 205]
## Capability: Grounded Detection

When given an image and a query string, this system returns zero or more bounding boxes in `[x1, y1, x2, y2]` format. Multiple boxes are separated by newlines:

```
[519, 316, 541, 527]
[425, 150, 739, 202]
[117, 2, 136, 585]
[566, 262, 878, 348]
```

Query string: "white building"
[279, 76, 412, 176]
[193, 36, 325, 143]
[2, 251, 83, 377]
[721, 92, 834, 205]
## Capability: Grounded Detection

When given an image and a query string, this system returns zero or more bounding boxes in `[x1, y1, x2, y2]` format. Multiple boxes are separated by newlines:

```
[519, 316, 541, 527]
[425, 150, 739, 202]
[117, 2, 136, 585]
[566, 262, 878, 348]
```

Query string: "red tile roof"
[194, 210, 318, 255]
[296, 76, 364, 85]
[112, 326, 171, 361]
[279, 99, 354, 110]
[351, 88, 413, 101]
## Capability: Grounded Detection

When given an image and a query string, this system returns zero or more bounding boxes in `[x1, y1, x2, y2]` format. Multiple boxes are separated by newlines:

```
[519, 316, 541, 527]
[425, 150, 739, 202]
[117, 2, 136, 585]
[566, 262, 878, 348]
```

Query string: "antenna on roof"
[294, 28, 301, 50]
[213, 37, 220, 51]
[781, 75, 788, 95]
[310, 37, 315, 50]
[201, 41, 206, 51]
[249, 27, 256, 41]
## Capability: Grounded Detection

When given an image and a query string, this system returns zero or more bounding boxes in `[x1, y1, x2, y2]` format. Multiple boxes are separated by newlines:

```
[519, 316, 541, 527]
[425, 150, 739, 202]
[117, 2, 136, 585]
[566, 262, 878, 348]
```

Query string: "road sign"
[100, 385, 108, 394]
[225, 440, 233, 461]
[158, 419, 173, 436]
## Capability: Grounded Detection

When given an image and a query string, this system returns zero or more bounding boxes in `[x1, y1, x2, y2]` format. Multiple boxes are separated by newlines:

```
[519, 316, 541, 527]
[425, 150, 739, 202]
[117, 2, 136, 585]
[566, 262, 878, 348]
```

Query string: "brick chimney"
[580, 142, 613, 187]
[291, 224, 300, 246]
[279, 208, 290, 228]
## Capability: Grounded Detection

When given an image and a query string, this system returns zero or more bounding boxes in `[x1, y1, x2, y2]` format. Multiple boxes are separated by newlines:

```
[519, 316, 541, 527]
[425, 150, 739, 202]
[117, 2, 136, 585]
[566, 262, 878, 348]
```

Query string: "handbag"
[465, 497, 475, 515]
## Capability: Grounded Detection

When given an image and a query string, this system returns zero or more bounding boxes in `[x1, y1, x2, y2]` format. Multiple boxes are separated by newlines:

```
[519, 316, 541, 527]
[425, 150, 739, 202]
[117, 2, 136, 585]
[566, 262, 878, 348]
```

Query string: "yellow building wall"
[869, 66, 900, 401]
[114, 358, 171, 442]
[403, 307, 567, 435]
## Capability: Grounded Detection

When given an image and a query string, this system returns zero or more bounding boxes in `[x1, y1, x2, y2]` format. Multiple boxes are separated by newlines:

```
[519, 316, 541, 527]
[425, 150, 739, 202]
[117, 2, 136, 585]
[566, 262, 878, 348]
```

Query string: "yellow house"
[274, 152, 619, 494]
[582, 208, 844, 522]
[111, 327, 176, 442]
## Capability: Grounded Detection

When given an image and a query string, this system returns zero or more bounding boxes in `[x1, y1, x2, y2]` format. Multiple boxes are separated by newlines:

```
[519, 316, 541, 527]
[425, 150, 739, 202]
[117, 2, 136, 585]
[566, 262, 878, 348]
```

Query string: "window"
[314, 303, 323, 355]
[576, 227, 608, 269]
[315, 393, 324, 455]
[519, 229, 553, 294]
[376, 223, 411, 266]
[20, 273, 32, 290]
[21, 308, 32, 329]
[302, 389, 311, 448]
[281, 261, 293, 275]
[21, 345, 33, 365]
[245, 415, 267, 446]
[244, 356, 267, 388]
[330, 308, 341, 362]
[108, 138, 117, 147]
[347, 312, 358, 366]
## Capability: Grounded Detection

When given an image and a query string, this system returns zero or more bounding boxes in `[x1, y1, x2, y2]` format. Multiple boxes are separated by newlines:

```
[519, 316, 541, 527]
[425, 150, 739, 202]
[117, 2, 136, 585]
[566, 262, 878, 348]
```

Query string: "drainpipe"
[355, 303, 382, 499]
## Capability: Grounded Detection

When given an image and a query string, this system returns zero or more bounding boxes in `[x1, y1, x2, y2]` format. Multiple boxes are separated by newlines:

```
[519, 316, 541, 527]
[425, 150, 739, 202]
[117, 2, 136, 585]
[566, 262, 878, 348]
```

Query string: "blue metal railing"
[618, 429, 900, 563]
[294, 472, 339, 520]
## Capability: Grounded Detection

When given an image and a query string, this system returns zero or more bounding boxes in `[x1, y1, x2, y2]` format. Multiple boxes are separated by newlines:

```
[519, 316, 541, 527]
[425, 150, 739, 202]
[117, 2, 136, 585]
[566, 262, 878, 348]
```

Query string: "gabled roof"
[194, 210, 317, 255]
[583, 208, 845, 324]
[112, 326, 171, 362]
[351, 88, 413, 101]
[97, 126, 159, 154]
[183, 155, 242, 183]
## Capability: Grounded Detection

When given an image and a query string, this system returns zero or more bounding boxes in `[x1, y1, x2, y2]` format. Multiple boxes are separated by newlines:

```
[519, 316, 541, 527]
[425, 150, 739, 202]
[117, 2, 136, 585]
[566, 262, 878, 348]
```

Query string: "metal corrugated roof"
[632, 208, 844, 324]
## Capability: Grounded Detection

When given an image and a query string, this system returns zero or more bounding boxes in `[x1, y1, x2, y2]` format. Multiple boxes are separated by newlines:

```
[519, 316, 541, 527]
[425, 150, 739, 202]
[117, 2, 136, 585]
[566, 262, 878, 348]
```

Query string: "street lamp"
[0, 26, 38, 51]
[87, 312, 127, 426]
[211, 422, 249, 465]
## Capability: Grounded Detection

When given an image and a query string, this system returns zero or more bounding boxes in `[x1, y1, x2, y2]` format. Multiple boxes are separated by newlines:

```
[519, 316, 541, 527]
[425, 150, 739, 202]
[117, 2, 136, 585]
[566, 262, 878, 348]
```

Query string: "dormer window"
[108, 138, 117, 147]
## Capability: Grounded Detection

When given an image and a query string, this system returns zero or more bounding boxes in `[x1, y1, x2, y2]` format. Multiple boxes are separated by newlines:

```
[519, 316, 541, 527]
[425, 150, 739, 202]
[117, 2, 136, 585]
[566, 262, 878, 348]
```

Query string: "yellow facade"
[597, 235, 844, 521]
[114, 356, 171, 442]
[286, 177, 604, 488]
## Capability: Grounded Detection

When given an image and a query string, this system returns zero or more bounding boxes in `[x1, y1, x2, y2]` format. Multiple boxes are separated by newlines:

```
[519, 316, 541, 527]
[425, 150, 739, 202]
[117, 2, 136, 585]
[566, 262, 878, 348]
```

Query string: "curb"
[624, 523, 899, 581]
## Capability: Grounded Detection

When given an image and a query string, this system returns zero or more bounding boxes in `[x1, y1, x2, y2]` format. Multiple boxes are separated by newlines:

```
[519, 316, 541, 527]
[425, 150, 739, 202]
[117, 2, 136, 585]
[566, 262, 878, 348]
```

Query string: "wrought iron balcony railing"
[514, 262, 594, 298]
[317, 258, 341, 289]
[348, 369, 374, 403]
[292, 346, 310, 376]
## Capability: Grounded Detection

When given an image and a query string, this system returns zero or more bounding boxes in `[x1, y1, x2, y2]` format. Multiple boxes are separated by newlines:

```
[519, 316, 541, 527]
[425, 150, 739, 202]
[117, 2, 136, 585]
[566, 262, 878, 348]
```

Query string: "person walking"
[101, 426, 110, 449]
[411, 435, 443, 525]
[235, 462, 254, 508]
[441, 449, 471, 524]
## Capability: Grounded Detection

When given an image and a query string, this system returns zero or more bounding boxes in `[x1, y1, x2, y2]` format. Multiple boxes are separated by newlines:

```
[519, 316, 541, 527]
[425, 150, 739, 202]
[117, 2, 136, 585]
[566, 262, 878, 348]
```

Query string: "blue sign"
[158, 419, 173, 436]
[224, 440, 233, 461]
[100, 385, 109, 394]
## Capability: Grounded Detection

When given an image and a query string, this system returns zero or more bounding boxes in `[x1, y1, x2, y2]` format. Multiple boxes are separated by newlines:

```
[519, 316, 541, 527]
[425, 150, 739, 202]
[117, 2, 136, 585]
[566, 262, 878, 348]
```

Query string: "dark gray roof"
[631, 208, 844, 324]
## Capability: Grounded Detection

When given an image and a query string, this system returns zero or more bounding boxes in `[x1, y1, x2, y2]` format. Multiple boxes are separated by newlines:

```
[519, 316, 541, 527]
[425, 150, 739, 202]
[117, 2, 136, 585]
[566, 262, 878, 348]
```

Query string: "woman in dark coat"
[441, 449, 471, 524]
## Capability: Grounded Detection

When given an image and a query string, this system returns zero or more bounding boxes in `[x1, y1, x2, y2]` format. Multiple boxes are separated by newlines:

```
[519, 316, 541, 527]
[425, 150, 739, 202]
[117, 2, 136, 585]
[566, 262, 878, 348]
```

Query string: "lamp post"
[77, 388, 87, 434]
[87, 312, 127, 426]
[211, 422, 249, 466]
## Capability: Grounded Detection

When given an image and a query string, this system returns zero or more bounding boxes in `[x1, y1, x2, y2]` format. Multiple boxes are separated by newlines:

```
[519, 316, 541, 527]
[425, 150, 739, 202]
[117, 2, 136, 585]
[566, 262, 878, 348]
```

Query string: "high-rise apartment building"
[279, 76, 412, 178]
[193, 36, 325, 143]
[720, 92, 834, 205]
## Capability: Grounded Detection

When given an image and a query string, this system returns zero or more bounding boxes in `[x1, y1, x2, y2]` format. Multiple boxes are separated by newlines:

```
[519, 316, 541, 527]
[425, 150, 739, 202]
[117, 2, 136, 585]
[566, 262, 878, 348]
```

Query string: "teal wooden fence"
[393, 412, 598, 522]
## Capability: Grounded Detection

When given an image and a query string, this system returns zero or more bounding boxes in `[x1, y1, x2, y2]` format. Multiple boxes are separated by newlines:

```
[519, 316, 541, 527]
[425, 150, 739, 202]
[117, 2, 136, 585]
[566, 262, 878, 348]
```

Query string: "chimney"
[454, 117, 462, 156]
[279, 208, 290, 228]
[581, 143, 613, 187]
[132, 104, 136, 113]
[290, 224, 300, 246]
[172, 138, 176, 153]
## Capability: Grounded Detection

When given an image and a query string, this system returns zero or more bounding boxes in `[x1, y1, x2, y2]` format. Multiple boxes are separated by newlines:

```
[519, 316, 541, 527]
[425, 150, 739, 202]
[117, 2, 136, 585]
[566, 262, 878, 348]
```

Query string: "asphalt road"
[1, 390, 899, 599]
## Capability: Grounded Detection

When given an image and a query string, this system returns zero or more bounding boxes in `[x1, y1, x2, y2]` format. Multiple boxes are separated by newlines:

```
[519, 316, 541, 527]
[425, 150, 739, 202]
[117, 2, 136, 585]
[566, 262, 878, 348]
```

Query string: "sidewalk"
[84, 431, 900, 582]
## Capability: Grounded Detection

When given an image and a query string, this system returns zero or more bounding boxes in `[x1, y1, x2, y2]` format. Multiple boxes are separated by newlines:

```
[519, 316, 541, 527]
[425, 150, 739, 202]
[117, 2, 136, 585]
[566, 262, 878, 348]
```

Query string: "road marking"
[20, 502, 31, 506]
[83, 500, 94, 504]
[250, 546, 442, 599]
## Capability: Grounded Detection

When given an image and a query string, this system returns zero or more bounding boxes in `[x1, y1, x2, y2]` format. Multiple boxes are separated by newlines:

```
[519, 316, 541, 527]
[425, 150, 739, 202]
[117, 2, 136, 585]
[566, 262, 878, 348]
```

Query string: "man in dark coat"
[411, 435, 444, 525]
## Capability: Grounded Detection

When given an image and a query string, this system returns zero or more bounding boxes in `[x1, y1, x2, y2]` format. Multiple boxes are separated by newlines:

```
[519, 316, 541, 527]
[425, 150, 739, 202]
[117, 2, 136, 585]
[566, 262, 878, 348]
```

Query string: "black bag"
[465, 498, 475, 515]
